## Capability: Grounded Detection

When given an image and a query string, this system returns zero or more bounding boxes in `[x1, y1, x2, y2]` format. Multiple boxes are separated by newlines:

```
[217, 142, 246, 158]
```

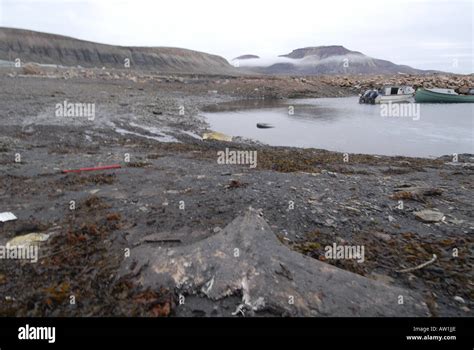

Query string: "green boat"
[415, 88, 474, 103]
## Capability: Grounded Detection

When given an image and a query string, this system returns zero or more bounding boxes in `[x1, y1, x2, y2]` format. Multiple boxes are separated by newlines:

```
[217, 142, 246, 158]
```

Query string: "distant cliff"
[0, 27, 237, 75]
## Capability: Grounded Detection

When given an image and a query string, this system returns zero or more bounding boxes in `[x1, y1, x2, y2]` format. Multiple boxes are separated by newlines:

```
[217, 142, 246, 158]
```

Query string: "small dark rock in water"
[256, 123, 274, 129]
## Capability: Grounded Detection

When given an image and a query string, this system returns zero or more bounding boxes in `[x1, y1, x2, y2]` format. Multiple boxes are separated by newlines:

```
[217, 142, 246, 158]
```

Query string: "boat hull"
[415, 89, 474, 103]
[376, 94, 414, 104]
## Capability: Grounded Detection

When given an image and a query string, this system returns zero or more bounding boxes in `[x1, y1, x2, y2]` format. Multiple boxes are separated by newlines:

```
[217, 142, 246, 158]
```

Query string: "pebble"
[370, 273, 395, 285]
[325, 219, 335, 227]
[448, 218, 464, 225]
[414, 210, 445, 223]
[374, 232, 391, 242]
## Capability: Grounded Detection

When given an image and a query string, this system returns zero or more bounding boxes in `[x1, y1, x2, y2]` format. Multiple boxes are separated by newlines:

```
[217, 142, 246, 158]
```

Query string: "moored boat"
[359, 86, 414, 104]
[415, 88, 474, 103]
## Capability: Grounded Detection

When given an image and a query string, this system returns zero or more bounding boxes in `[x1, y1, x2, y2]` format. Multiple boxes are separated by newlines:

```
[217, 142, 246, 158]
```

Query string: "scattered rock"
[7, 233, 50, 247]
[391, 186, 443, 202]
[414, 210, 445, 223]
[226, 180, 247, 189]
[202, 131, 232, 142]
[373, 232, 392, 242]
[447, 217, 464, 225]
[22, 63, 42, 75]
[369, 273, 395, 285]
[324, 218, 336, 227]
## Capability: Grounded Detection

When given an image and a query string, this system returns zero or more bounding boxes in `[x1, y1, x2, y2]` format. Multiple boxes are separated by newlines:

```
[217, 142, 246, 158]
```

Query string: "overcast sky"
[0, 0, 472, 73]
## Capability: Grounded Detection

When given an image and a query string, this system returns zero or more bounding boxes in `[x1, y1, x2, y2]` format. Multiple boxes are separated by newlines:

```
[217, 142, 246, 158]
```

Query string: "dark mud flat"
[0, 71, 472, 317]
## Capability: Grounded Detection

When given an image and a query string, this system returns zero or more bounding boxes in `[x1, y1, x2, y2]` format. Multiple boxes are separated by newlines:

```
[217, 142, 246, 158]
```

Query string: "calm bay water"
[203, 97, 473, 157]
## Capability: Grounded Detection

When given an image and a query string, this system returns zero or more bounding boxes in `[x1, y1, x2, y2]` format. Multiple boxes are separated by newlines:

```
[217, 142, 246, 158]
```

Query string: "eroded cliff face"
[0, 27, 236, 74]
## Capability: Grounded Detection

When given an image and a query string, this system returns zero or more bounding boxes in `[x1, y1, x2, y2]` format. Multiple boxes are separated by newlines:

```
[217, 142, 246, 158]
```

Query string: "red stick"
[62, 164, 122, 174]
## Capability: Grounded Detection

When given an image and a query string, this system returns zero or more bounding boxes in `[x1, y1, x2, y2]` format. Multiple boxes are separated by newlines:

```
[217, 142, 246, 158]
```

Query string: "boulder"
[22, 63, 42, 75]
[119, 209, 429, 316]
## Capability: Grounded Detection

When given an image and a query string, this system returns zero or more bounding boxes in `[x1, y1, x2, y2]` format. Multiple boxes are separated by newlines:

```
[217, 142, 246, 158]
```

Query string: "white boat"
[359, 86, 415, 104]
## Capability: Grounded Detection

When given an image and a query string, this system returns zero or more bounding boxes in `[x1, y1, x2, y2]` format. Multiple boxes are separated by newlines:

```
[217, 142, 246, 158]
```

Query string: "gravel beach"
[0, 67, 472, 317]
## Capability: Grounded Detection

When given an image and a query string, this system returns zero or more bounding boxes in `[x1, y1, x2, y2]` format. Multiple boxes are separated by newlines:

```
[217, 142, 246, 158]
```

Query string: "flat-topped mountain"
[279, 45, 363, 59]
[238, 45, 437, 75]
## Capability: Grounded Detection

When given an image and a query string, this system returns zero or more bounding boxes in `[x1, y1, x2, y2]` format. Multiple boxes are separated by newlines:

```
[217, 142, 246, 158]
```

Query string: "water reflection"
[203, 97, 473, 157]
[205, 97, 474, 157]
